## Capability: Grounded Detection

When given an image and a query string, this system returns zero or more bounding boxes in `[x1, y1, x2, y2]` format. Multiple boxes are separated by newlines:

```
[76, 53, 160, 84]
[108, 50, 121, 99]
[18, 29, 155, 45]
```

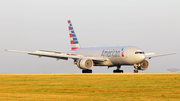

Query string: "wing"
[6, 50, 107, 61]
[145, 52, 176, 59]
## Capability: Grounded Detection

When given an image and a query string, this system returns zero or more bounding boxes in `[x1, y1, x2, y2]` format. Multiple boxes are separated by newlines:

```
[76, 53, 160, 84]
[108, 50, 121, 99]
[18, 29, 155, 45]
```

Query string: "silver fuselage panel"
[75, 46, 145, 66]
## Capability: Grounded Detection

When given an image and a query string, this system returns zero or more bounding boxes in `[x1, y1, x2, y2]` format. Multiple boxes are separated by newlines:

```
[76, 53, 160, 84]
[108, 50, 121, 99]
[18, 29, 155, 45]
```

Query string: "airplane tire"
[82, 69, 92, 73]
[88, 70, 92, 73]
[82, 70, 86, 73]
[113, 70, 119, 73]
[134, 70, 138, 73]
[113, 70, 123, 73]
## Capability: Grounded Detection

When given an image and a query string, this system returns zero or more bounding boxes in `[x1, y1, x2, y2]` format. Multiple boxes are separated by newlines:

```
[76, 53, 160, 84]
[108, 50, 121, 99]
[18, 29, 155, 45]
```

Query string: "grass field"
[0, 73, 180, 101]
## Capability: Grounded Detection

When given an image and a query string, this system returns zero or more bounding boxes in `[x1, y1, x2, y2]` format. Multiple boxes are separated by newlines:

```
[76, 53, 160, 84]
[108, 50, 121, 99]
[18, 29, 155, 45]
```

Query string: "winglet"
[68, 20, 81, 50]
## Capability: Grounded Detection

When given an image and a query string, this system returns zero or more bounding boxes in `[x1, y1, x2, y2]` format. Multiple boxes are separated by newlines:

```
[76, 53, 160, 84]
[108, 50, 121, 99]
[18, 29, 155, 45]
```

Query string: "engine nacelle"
[77, 58, 94, 69]
[138, 60, 149, 70]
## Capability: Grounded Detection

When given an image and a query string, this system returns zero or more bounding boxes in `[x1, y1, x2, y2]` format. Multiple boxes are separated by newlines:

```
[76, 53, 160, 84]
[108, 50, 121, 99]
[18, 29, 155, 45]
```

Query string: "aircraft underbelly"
[108, 56, 137, 65]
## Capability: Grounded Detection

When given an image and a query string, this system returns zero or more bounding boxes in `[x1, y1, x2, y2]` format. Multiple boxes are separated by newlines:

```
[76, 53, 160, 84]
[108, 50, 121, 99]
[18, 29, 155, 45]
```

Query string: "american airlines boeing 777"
[6, 20, 176, 73]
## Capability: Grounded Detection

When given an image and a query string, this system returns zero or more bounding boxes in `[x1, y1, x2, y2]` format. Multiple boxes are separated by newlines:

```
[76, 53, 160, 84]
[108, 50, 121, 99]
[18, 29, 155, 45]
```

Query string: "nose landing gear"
[134, 69, 138, 73]
[134, 64, 139, 73]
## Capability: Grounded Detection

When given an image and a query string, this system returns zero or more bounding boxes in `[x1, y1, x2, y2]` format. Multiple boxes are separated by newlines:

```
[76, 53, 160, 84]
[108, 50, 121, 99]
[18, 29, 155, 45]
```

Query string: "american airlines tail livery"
[6, 20, 176, 73]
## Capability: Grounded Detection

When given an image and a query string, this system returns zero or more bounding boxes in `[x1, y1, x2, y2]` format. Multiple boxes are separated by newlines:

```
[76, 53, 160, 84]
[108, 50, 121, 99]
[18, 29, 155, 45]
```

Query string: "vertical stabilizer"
[68, 20, 81, 50]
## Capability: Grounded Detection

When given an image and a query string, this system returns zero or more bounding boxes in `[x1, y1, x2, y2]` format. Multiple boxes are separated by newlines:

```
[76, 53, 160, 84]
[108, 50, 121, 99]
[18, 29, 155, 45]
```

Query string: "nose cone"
[136, 54, 145, 63]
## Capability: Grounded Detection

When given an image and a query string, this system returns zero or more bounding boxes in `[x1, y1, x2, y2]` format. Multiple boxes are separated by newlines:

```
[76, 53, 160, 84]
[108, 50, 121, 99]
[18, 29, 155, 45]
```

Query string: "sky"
[0, 0, 179, 73]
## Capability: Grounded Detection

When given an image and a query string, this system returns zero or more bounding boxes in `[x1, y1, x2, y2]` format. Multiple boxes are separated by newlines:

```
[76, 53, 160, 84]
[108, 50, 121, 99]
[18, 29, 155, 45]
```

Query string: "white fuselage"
[75, 46, 145, 66]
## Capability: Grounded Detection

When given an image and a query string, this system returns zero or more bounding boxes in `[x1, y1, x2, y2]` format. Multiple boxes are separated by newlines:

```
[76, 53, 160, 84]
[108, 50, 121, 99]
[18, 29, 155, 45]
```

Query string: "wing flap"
[28, 53, 69, 60]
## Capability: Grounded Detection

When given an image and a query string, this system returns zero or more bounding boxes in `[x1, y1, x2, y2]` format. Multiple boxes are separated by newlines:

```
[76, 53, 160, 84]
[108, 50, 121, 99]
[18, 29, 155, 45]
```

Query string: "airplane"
[6, 20, 176, 73]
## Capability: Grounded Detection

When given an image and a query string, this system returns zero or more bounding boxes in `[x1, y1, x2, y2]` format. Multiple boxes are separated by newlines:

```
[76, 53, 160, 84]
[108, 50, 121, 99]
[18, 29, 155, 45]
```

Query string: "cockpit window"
[135, 52, 144, 54]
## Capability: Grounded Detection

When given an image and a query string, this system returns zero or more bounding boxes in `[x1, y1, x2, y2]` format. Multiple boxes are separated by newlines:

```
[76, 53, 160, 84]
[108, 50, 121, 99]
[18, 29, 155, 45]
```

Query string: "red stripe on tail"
[71, 47, 79, 50]
[71, 40, 74, 44]
[69, 34, 72, 37]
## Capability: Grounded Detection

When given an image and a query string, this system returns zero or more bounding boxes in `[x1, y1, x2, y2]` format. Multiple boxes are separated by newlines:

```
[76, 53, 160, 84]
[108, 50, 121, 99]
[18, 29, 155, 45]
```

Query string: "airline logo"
[101, 50, 120, 57]
[121, 48, 124, 57]
[68, 20, 81, 50]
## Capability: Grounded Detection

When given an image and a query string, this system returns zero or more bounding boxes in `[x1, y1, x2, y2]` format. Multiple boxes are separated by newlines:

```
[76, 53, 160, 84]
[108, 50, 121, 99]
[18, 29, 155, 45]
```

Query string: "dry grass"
[0, 73, 180, 101]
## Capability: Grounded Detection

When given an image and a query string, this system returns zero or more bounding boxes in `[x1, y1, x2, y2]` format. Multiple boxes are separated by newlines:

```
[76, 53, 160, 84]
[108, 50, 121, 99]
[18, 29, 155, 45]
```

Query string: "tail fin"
[68, 20, 81, 50]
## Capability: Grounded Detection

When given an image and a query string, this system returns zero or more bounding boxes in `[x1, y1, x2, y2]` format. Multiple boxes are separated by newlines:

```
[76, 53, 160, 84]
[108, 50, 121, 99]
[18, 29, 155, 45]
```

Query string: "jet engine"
[77, 58, 94, 69]
[138, 60, 149, 70]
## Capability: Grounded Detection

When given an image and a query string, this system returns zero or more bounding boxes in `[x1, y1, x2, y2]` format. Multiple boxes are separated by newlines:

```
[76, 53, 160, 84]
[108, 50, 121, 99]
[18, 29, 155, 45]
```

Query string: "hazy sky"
[0, 0, 179, 73]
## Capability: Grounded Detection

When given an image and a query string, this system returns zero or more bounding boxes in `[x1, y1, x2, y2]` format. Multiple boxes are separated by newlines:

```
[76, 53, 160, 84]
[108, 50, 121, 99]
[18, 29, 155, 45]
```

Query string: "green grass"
[0, 73, 180, 101]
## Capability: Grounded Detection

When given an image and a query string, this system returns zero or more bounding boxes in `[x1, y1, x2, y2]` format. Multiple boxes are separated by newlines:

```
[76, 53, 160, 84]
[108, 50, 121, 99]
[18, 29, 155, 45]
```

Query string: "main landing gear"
[113, 66, 123, 73]
[82, 69, 92, 73]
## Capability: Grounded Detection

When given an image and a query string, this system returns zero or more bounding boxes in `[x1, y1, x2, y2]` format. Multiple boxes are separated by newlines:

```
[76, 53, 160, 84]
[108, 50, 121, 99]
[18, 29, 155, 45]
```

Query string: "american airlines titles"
[101, 49, 120, 57]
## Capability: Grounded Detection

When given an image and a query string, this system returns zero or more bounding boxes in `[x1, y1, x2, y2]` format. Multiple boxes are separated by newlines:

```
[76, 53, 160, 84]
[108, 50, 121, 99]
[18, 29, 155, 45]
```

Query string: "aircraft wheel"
[134, 70, 138, 73]
[82, 70, 86, 73]
[82, 69, 92, 73]
[113, 70, 123, 73]
[88, 70, 92, 73]
[113, 70, 117, 73]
